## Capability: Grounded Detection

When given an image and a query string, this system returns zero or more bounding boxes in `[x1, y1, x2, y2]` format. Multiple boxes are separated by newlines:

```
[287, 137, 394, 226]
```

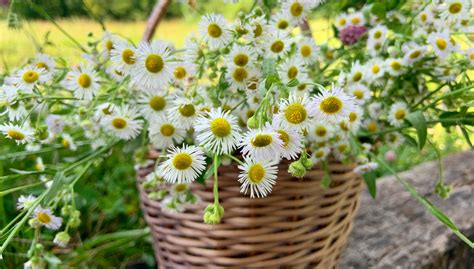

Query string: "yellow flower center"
[112, 117, 127, 129]
[315, 150, 324, 158]
[77, 73, 91, 88]
[248, 164, 265, 184]
[436, 38, 447, 50]
[338, 18, 346, 26]
[371, 64, 380, 74]
[374, 31, 382, 39]
[271, 40, 284, 53]
[254, 24, 263, 37]
[367, 121, 377, 132]
[320, 96, 343, 114]
[420, 13, 427, 22]
[287, 66, 298, 79]
[62, 138, 70, 148]
[285, 103, 307, 124]
[172, 152, 193, 170]
[448, 3, 462, 14]
[353, 89, 364, 99]
[160, 123, 175, 136]
[290, 2, 303, 17]
[7, 129, 25, 140]
[179, 104, 196, 117]
[326, 50, 334, 60]
[121, 49, 135, 65]
[36, 62, 49, 71]
[174, 66, 187, 79]
[315, 126, 327, 137]
[232, 67, 248, 82]
[145, 54, 164, 73]
[210, 117, 231, 137]
[351, 17, 361, 24]
[233, 54, 249, 67]
[37, 212, 51, 224]
[339, 121, 349, 131]
[470, 53, 474, 60]
[208, 23, 223, 38]
[22, 71, 39, 84]
[300, 45, 312, 57]
[338, 143, 348, 152]
[149, 96, 166, 111]
[105, 40, 114, 51]
[374, 43, 382, 50]
[391, 61, 401, 70]
[409, 50, 421, 59]
[174, 183, 187, 192]
[251, 134, 273, 147]
[349, 111, 357, 122]
[276, 130, 289, 148]
[277, 20, 289, 30]
[352, 71, 362, 82]
[246, 110, 255, 119]
[395, 109, 406, 120]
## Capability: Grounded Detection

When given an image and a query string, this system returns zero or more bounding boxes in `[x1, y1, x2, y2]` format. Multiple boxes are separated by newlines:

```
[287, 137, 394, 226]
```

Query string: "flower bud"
[246, 115, 258, 129]
[203, 204, 224, 224]
[288, 160, 306, 178]
[53, 231, 70, 248]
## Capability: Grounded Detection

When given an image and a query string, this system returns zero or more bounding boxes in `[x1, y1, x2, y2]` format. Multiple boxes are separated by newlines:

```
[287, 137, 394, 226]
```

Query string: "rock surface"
[340, 151, 474, 269]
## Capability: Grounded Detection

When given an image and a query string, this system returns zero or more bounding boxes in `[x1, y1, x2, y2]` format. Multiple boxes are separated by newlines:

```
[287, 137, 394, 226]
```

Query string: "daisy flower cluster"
[1, 1, 473, 262]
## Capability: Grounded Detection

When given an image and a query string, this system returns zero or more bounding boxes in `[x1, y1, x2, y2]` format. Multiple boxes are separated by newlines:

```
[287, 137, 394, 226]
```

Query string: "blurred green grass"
[0, 18, 334, 71]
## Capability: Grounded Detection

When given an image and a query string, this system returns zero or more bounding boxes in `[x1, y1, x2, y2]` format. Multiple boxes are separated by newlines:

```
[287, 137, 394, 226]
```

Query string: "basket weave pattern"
[137, 160, 362, 269]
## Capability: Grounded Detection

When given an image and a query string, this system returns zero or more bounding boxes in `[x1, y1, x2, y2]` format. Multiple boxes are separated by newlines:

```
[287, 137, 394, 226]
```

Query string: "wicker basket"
[137, 155, 363, 269]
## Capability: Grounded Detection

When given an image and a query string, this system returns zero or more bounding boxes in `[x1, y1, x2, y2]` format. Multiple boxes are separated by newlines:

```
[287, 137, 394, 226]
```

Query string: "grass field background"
[0, 18, 334, 71]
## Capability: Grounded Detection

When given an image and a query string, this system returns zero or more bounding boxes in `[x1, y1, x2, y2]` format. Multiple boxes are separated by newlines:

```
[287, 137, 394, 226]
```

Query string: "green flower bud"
[68, 215, 81, 228]
[254, 7, 263, 17]
[203, 203, 224, 224]
[246, 115, 259, 129]
[219, 47, 230, 54]
[53, 231, 71, 247]
[288, 160, 306, 178]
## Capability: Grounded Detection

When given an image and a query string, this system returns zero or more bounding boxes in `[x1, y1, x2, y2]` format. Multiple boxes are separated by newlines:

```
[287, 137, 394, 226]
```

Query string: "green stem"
[225, 154, 244, 166]
[412, 82, 448, 109]
[423, 84, 474, 111]
[0, 180, 50, 197]
[213, 154, 220, 206]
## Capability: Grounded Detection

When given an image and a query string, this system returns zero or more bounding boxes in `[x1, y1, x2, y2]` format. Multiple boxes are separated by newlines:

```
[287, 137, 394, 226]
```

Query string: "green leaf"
[363, 171, 377, 198]
[371, 3, 386, 18]
[196, 157, 221, 184]
[43, 171, 66, 204]
[402, 133, 418, 148]
[286, 78, 299, 87]
[405, 111, 427, 149]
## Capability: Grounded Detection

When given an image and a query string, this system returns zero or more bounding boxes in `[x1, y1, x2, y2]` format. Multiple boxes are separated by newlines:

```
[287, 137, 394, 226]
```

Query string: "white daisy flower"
[282, 0, 314, 24]
[17, 195, 37, 210]
[32, 206, 62, 230]
[64, 63, 100, 100]
[418, 8, 434, 25]
[264, 30, 292, 58]
[100, 31, 118, 58]
[466, 46, 474, 66]
[364, 58, 385, 83]
[334, 13, 348, 30]
[347, 12, 365, 26]
[106, 66, 126, 82]
[402, 43, 427, 65]
[348, 107, 363, 132]
[94, 102, 117, 122]
[102, 106, 143, 140]
[12, 66, 48, 93]
[34, 157, 45, 171]
[367, 38, 384, 57]
[61, 133, 77, 151]
[368, 24, 388, 43]
[133, 41, 174, 90]
[439, 0, 470, 23]
[270, 121, 303, 160]
[388, 102, 409, 127]
[309, 123, 334, 142]
[347, 83, 370, 105]
[239, 128, 284, 161]
[367, 102, 383, 119]
[312, 85, 355, 123]
[227, 65, 255, 90]
[53, 231, 71, 248]
[226, 44, 256, 68]
[427, 30, 454, 59]
[248, 16, 268, 42]
[364, 118, 380, 133]
[33, 53, 56, 75]
[168, 97, 200, 129]
[278, 57, 308, 84]
[276, 93, 316, 130]
[347, 61, 365, 83]
[172, 61, 196, 84]
[353, 162, 378, 175]
[0, 123, 34, 145]
[238, 158, 278, 198]
[137, 91, 170, 120]
[311, 146, 330, 164]
[385, 58, 405, 76]
[385, 132, 404, 149]
[158, 145, 206, 184]
[269, 11, 294, 32]
[297, 37, 319, 64]
[198, 13, 231, 50]
[148, 116, 186, 150]
[0, 85, 27, 121]
[195, 107, 241, 155]
[333, 140, 350, 160]
[110, 39, 137, 75]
